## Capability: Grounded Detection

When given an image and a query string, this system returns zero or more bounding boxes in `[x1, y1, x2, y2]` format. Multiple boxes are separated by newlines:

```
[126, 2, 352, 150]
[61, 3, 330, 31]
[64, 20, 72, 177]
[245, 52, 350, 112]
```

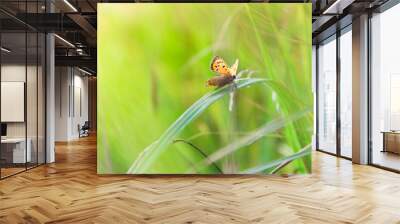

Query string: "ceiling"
[0, 0, 394, 74]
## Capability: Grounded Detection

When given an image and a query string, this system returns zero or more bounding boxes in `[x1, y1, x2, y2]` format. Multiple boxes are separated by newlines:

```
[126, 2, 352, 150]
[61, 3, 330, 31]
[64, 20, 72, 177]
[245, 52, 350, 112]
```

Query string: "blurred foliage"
[98, 3, 312, 174]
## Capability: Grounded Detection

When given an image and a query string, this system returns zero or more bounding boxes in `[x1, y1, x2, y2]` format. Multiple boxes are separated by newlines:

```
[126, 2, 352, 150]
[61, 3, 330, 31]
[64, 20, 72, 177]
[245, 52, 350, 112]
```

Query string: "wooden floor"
[372, 150, 400, 171]
[1, 136, 400, 223]
[0, 167, 26, 178]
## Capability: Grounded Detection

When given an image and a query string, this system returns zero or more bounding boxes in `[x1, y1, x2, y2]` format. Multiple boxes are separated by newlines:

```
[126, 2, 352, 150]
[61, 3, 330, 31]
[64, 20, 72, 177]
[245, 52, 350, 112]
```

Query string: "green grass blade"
[240, 145, 311, 174]
[128, 78, 268, 173]
[173, 139, 223, 174]
[204, 108, 311, 165]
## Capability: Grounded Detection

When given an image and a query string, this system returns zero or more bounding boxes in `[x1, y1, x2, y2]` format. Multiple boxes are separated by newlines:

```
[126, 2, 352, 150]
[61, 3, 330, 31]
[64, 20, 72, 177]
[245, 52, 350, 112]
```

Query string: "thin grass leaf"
[204, 108, 311, 165]
[240, 144, 311, 174]
[127, 77, 268, 173]
[269, 158, 295, 174]
[173, 139, 223, 174]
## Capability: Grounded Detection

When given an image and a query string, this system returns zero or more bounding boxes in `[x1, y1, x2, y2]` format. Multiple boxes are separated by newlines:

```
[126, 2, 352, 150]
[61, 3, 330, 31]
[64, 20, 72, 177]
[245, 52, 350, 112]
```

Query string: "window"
[370, 3, 400, 171]
[317, 36, 337, 154]
[339, 28, 352, 158]
[0, 1, 47, 179]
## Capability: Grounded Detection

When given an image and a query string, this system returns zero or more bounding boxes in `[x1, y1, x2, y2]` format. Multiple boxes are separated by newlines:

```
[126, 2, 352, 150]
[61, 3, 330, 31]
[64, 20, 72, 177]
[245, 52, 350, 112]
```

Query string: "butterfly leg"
[231, 82, 238, 92]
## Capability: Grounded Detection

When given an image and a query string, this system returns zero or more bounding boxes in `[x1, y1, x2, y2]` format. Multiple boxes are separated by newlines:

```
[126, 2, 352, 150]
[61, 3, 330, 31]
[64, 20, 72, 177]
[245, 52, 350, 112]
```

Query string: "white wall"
[55, 67, 89, 141]
[1, 65, 38, 137]
[72, 73, 89, 138]
[1, 64, 26, 81]
[1, 82, 25, 122]
[55, 66, 70, 141]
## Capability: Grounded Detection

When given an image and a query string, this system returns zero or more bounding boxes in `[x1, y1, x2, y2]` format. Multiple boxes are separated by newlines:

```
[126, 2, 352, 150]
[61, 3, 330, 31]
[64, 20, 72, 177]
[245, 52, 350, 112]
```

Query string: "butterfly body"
[207, 75, 236, 88]
[207, 56, 239, 88]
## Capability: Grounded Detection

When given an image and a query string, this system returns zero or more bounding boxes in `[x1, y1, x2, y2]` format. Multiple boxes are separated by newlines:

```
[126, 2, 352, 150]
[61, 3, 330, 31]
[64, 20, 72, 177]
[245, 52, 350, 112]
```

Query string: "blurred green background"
[98, 3, 312, 174]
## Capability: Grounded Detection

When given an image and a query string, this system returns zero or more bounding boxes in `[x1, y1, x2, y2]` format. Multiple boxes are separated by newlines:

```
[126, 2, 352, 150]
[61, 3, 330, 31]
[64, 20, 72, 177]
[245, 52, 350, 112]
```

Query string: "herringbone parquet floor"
[1, 135, 400, 224]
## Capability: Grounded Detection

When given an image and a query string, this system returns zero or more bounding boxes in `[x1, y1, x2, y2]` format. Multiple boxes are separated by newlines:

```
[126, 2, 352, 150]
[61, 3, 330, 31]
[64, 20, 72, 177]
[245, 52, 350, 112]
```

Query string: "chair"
[79, 121, 90, 138]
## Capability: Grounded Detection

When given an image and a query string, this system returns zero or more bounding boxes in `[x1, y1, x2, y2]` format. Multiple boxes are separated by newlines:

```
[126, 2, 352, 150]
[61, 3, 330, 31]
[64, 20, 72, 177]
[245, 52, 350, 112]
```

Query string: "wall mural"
[98, 3, 312, 174]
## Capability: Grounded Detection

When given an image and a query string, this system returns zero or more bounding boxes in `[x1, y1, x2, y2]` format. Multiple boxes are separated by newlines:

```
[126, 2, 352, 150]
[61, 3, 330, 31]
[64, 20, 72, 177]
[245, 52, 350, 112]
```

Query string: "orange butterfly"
[206, 56, 239, 88]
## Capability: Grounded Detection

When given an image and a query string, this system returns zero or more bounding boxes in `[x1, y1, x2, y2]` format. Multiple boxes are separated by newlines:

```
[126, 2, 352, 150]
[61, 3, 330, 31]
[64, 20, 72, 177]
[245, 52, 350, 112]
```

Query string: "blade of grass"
[204, 108, 311, 165]
[269, 159, 293, 174]
[128, 77, 269, 173]
[245, 4, 275, 80]
[173, 139, 223, 174]
[240, 144, 311, 174]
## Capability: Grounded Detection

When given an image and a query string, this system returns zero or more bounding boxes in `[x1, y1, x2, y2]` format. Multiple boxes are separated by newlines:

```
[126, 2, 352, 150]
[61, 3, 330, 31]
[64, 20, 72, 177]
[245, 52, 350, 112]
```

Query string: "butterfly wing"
[210, 56, 231, 76]
[230, 59, 239, 76]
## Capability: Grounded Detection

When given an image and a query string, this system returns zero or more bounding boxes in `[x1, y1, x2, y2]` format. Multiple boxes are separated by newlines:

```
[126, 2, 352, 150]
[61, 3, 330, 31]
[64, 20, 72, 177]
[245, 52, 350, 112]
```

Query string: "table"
[381, 131, 400, 154]
[1, 138, 31, 164]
